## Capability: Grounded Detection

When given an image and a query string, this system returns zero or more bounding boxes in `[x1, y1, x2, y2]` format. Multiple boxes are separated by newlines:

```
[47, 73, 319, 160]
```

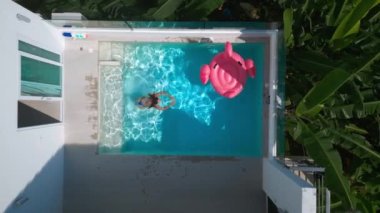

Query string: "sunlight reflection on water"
[101, 43, 218, 146]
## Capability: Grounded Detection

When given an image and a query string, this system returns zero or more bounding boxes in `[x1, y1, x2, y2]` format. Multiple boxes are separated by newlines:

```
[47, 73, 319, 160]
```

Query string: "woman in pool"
[136, 91, 176, 111]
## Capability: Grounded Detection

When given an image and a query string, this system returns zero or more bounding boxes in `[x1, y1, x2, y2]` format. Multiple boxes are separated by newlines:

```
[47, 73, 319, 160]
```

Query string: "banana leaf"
[326, 0, 360, 26]
[296, 68, 350, 116]
[327, 100, 380, 119]
[240, 2, 259, 19]
[151, 0, 185, 20]
[283, 8, 294, 48]
[344, 123, 368, 135]
[330, 129, 380, 160]
[298, 120, 356, 209]
[290, 50, 338, 76]
[356, 194, 375, 213]
[296, 52, 380, 116]
[330, 0, 380, 50]
[180, 0, 224, 20]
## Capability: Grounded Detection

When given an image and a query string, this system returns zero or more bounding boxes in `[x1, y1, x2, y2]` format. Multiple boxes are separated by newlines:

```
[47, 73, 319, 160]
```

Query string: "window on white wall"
[18, 40, 63, 128]
[20, 56, 62, 97]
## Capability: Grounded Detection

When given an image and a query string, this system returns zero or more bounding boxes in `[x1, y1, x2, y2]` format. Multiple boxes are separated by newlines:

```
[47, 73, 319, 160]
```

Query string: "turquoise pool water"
[99, 42, 264, 156]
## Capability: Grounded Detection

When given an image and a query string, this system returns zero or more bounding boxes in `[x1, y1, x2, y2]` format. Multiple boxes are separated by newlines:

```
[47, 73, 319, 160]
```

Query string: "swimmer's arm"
[169, 96, 176, 107]
[156, 91, 175, 100]
[156, 97, 176, 110]
[155, 91, 170, 96]
[154, 105, 170, 111]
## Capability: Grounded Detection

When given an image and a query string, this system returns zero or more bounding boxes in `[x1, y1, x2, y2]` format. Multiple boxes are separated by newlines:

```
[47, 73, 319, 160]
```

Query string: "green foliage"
[296, 68, 351, 116]
[282, 0, 380, 211]
[178, 0, 224, 20]
[351, 160, 380, 211]
[327, 101, 380, 119]
[239, 2, 260, 19]
[150, 0, 185, 20]
[296, 52, 380, 116]
[290, 50, 339, 74]
[283, 8, 294, 47]
[330, 0, 380, 50]
[326, 0, 359, 26]
[293, 119, 356, 208]
[330, 129, 380, 160]
[26, 0, 226, 21]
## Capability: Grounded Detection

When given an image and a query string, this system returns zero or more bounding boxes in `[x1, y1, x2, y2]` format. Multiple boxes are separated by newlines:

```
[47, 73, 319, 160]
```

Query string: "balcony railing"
[277, 156, 330, 213]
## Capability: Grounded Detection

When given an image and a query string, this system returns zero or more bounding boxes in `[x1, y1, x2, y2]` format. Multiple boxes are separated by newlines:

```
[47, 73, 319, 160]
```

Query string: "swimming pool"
[99, 42, 264, 156]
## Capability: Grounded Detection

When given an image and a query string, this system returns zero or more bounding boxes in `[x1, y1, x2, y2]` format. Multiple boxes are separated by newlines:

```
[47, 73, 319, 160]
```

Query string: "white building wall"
[263, 159, 317, 213]
[0, 1, 64, 212]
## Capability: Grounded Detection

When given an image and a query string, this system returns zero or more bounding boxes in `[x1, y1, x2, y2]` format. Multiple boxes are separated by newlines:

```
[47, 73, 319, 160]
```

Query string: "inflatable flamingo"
[200, 42, 256, 98]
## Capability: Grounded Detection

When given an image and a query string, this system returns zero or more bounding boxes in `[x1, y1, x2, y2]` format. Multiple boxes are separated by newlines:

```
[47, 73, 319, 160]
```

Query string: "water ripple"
[101, 43, 218, 146]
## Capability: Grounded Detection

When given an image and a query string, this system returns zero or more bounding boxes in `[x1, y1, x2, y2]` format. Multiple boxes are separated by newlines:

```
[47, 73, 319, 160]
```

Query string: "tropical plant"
[282, 0, 380, 211]
[16, 0, 229, 21]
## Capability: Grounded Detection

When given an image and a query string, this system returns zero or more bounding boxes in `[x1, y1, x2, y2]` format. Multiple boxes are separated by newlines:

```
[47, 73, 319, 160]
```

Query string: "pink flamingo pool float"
[200, 42, 256, 98]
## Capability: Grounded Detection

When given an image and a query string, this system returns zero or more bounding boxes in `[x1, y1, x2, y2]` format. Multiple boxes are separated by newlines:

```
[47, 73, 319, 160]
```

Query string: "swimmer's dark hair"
[148, 94, 159, 108]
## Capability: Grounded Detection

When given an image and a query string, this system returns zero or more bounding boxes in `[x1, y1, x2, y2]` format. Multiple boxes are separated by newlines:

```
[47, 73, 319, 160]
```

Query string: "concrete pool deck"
[63, 39, 266, 212]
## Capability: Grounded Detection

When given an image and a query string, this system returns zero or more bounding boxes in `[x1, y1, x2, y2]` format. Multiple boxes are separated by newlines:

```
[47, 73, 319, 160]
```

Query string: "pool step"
[98, 42, 111, 61]
[110, 42, 124, 62]
[98, 61, 123, 150]
[99, 60, 120, 66]
[98, 41, 124, 63]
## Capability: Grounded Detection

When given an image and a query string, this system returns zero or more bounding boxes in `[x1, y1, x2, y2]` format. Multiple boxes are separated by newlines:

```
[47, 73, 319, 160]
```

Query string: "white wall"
[0, 1, 64, 212]
[263, 159, 317, 213]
